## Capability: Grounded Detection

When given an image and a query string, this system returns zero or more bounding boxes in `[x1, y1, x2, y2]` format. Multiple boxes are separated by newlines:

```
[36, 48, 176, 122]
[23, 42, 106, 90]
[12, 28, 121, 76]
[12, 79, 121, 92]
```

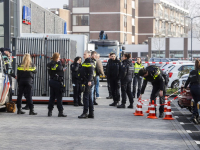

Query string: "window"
[73, 0, 89, 7]
[132, 36, 135, 43]
[124, 33, 127, 43]
[124, 16, 127, 27]
[0, 1, 4, 25]
[0, 26, 4, 36]
[0, 37, 4, 47]
[124, 0, 127, 8]
[73, 15, 89, 26]
[132, 1, 135, 9]
[132, 18, 135, 26]
[178, 65, 194, 71]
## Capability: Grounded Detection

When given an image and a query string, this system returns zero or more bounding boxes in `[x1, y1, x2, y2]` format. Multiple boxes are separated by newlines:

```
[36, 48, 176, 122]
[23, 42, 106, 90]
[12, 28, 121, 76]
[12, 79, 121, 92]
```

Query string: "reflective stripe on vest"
[17, 66, 36, 71]
[134, 63, 144, 73]
[51, 64, 58, 70]
[82, 63, 92, 67]
[153, 69, 160, 79]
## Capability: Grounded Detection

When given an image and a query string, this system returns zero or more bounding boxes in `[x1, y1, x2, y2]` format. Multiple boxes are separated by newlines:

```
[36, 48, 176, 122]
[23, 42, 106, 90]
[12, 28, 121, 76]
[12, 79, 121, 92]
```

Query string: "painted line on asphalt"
[186, 130, 192, 133]
[195, 141, 200, 145]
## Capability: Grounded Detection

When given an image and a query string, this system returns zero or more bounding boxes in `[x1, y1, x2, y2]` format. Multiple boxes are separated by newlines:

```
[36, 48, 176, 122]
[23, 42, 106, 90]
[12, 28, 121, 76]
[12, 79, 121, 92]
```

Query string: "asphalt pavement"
[0, 81, 200, 150]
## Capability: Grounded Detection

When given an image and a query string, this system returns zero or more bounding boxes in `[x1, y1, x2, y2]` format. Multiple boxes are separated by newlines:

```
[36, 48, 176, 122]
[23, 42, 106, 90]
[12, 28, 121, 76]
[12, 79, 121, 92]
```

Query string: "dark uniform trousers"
[190, 85, 200, 116]
[8, 75, 13, 102]
[121, 81, 133, 104]
[107, 78, 112, 97]
[73, 81, 82, 104]
[110, 79, 120, 103]
[17, 81, 33, 109]
[150, 84, 166, 113]
[48, 79, 63, 111]
[83, 81, 94, 114]
[133, 74, 142, 98]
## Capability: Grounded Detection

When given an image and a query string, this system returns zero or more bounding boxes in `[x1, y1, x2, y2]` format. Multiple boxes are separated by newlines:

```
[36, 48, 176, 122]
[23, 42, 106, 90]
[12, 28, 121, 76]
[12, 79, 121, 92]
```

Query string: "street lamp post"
[185, 16, 200, 61]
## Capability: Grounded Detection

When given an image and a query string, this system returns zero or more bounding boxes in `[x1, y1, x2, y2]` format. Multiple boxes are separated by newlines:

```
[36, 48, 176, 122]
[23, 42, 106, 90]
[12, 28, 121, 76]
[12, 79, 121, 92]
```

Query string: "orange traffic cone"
[164, 96, 168, 112]
[134, 98, 144, 116]
[145, 102, 151, 113]
[163, 101, 174, 120]
[147, 100, 158, 119]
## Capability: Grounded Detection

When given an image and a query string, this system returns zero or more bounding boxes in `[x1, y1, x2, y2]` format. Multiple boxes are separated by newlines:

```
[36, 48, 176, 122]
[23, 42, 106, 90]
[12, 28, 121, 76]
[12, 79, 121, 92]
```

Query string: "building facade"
[0, 0, 67, 49]
[66, 0, 189, 45]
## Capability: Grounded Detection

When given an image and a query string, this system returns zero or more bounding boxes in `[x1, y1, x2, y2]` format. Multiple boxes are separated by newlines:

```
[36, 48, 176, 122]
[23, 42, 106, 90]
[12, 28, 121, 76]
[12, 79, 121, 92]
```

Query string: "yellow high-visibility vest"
[134, 63, 144, 73]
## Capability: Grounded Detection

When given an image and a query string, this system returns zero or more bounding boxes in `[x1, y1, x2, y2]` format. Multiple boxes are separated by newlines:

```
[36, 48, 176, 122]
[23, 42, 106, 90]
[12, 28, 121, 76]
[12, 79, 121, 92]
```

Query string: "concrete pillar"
[184, 38, 188, 58]
[165, 38, 169, 58]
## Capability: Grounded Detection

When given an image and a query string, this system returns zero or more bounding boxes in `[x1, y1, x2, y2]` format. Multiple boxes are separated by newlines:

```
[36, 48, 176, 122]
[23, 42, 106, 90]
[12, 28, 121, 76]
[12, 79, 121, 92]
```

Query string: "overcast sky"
[31, 0, 68, 9]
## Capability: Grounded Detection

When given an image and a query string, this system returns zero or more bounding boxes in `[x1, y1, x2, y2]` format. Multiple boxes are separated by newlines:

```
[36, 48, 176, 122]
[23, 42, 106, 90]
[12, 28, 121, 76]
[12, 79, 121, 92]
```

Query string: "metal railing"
[13, 37, 76, 97]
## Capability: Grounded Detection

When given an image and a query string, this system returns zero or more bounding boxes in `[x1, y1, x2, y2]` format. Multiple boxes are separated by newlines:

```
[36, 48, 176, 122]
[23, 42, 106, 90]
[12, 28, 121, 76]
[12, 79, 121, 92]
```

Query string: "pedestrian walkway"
[0, 82, 199, 150]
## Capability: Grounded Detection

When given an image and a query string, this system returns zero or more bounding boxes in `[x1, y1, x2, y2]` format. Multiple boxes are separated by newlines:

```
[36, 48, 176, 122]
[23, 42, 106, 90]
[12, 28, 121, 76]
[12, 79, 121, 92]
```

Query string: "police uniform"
[17, 63, 37, 115]
[107, 58, 121, 106]
[78, 58, 94, 118]
[70, 62, 83, 106]
[140, 66, 167, 117]
[184, 69, 200, 124]
[133, 62, 144, 98]
[118, 59, 134, 108]
[47, 60, 66, 117]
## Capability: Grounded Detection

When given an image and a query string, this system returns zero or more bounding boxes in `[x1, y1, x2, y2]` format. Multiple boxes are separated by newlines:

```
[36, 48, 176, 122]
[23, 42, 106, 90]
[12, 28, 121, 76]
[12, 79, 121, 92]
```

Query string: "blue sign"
[22, 6, 31, 24]
[64, 22, 67, 34]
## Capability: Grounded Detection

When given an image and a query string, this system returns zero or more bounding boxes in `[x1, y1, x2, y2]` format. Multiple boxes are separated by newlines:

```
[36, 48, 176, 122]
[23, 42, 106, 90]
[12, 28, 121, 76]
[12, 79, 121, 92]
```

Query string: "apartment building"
[50, 0, 189, 45]
[68, 0, 135, 44]
[138, 0, 189, 44]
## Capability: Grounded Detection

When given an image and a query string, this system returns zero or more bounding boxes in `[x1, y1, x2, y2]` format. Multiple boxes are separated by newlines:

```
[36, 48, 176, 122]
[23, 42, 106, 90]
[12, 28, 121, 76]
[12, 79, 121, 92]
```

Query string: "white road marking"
[186, 130, 192, 133]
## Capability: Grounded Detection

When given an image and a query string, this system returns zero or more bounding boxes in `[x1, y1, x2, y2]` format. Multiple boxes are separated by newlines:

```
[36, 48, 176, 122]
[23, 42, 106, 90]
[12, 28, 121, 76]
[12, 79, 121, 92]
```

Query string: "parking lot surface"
[0, 82, 199, 150]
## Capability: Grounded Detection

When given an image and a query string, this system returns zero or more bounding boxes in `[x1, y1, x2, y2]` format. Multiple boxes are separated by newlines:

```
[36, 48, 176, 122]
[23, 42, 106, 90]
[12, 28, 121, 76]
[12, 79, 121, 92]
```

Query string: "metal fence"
[12, 37, 76, 97]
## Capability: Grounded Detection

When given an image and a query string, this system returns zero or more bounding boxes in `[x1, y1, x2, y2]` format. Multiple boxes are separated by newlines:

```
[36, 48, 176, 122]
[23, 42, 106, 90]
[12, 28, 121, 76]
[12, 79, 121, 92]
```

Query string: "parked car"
[178, 74, 189, 89]
[0, 53, 10, 111]
[167, 63, 194, 88]
[168, 58, 179, 61]
[148, 58, 171, 68]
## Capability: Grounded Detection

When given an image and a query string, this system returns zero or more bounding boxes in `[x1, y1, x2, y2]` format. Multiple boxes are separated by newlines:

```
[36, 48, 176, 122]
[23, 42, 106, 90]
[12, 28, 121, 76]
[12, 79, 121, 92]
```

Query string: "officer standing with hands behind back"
[47, 52, 67, 117]
[78, 50, 94, 119]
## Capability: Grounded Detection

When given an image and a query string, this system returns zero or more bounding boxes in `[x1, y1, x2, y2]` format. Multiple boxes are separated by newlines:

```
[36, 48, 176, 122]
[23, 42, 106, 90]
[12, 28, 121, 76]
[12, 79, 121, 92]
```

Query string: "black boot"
[127, 104, 133, 109]
[106, 96, 113, 99]
[22, 105, 29, 110]
[94, 100, 98, 105]
[78, 102, 83, 106]
[117, 104, 125, 108]
[74, 103, 79, 107]
[88, 112, 94, 118]
[17, 109, 25, 114]
[29, 109, 37, 115]
[109, 102, 117, 106]
[48, 110, 52, 117]
[58, 111, 67, 117]
[78, 113, 88, 119]
[190, 114, 198, 124]
[159, 112, 164, 118]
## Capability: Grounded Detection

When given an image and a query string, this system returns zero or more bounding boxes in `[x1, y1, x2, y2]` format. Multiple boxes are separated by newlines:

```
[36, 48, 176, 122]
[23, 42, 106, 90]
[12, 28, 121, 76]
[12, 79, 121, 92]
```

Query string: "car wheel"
[171, 80, 179, 89]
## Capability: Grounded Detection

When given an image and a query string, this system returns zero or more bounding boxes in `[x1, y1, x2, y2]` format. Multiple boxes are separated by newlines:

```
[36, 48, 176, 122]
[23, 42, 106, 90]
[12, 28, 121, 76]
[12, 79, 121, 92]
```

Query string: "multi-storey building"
[138, 0, 189, 44]
[51, 0, 189, 45]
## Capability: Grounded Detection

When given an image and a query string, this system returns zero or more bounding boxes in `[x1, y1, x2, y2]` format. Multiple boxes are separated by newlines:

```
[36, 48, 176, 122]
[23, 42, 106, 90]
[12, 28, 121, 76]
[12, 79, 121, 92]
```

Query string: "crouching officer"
[16, 54, 37, 115]
[138, 65, 168, 118]
[47, 52, 67, 117]
[78, 50, 94, 119]
[184, 60, 200, 124]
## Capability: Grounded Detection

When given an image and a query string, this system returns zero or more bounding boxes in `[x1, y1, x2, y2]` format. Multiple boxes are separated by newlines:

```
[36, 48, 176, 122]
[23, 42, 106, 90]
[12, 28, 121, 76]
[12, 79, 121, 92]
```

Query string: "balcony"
[176, 17, 180, 24]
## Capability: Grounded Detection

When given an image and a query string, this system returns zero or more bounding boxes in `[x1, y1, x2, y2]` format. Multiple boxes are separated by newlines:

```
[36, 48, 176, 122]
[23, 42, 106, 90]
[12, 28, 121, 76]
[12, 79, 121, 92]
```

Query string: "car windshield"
[95, 46, 119, 57]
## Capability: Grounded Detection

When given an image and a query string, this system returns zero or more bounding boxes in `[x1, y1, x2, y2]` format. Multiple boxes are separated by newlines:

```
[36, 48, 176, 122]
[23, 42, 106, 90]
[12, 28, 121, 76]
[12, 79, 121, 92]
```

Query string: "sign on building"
[22, 6, 31, 25]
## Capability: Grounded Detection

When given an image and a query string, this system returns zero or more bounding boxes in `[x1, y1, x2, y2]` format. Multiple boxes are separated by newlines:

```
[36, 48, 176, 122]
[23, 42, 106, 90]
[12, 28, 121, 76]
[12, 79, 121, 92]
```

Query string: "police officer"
[117, 54, 134, 108]
[0, 48, 17, 102]
[91, 51, 98, 105]
[138, 65, 168, 118]
[78, 50, 94, 119]
[107, 53, 121, 106]
[133, 57, 144, 98]
[47, 52, 67, 117]
[16, 53, 37, 115]
[184, 60, 200, 124]
[70, 56, 83, 106]
[105, 54, 113, 99]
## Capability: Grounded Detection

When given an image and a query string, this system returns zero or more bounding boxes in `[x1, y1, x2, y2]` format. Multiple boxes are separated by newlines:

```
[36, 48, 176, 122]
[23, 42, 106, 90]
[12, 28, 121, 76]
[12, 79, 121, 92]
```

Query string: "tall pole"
[191, 18, 193, 61]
